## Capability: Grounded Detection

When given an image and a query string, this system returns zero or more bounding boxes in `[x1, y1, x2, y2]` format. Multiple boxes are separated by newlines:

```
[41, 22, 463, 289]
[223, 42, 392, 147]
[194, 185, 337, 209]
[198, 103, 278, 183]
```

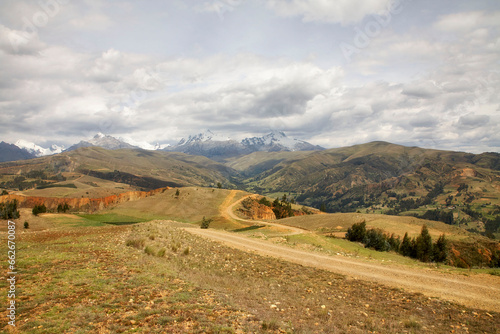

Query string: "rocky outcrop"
[0, 187, 169, 212]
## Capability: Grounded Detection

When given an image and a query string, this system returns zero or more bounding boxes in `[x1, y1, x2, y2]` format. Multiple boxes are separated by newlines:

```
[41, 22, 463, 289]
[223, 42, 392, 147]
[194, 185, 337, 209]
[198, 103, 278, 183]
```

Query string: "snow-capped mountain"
[169, 130, 245, 159]
[0, 141, 36, 162]
[15, 139, 64, 157]
[242, 131, 322, 152]
[177, 130, 231, 146]
[167, 130, 323, 160]
[65, 133, 139, 152]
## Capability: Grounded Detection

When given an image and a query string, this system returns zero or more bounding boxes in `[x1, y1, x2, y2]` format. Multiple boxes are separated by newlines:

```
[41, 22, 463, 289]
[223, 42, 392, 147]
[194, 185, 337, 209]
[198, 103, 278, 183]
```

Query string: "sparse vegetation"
[126, 237, 146, 249]
[200, 216, 212, 229]
[0, 199, 19, 219]
[32, 204, 47, 216]
[57, 203, 70, 213]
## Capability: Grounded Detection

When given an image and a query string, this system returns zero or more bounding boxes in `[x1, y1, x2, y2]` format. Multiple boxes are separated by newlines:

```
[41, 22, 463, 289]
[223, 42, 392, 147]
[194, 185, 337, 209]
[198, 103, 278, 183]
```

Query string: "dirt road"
[188, 193, 500, 312]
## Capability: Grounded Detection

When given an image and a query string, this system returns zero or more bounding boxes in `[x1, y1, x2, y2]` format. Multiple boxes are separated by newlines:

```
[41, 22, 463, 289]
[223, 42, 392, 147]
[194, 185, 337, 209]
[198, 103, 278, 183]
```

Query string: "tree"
[432, 234, 448, 263]
[320, 203, 327, 212]
[57, 203, 70, 213]
[1, 190, 8, 196]
[24, 221, 29, 229]
[400, 232, 413, 257]
[364, 229, 390, 251]
[217, 182, 222, 189]
[416, 225, 433, 262]
[200, 216, 212, 229]
[32, 204, 47, 216]
[175, 189, 180, 198]
[0, 200, 20, 219]
[346, 221, 367, 242]
[387, 233, 400, 252]
[258, 197, 271, 207]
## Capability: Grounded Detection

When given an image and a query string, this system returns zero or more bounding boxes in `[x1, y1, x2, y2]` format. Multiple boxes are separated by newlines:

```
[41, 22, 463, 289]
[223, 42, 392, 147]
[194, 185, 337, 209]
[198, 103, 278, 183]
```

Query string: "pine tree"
[400, 232, 413, 257]
[432, 234, 448, 263]
[416, 225, 433, 262]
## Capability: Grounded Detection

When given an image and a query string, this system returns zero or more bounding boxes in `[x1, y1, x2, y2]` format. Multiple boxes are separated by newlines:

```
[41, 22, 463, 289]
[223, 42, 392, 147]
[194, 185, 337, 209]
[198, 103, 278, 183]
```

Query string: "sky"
[0, 0, 499, 153]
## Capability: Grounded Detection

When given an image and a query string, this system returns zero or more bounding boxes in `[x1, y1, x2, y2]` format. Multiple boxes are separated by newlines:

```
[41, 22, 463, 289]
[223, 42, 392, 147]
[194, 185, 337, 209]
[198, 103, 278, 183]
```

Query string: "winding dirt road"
[188, 191, 500, 312]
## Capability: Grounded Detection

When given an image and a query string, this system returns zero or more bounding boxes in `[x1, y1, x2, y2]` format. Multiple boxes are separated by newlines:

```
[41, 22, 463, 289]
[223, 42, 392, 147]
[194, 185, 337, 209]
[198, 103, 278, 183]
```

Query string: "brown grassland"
[0, 214, 499, 333]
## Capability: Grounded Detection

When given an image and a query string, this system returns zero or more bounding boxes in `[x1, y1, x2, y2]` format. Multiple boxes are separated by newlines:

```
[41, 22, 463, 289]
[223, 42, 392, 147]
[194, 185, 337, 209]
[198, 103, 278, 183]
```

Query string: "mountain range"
[0, 131, 323, 163]
[166, 130, 323, 160]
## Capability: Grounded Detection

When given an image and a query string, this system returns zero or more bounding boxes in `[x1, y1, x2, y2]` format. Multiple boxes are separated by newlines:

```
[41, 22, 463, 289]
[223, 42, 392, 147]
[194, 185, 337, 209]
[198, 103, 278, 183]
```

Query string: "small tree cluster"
[200, 216, 212, 229]
[57, 203, 70, 213]
[272, 195, 294, 219]
[0, 200, 20, 219]
[32, 204, 47, 216]
[346, 222, 448, 263]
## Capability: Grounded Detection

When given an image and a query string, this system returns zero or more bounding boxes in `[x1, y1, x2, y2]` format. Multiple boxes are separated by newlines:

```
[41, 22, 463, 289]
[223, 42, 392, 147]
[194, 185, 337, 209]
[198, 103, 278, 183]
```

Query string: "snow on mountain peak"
[15, 139, 64, 157]
[179, 129, 231, 145]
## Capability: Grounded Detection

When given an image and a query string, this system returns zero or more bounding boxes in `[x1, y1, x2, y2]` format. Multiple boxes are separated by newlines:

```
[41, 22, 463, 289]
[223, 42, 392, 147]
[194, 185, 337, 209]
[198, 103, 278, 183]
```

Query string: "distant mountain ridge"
[65, 133, 139, 152]
[0, 141, 36, 162]
[167, 130, 324, 160]
[15, 139, 64, 157]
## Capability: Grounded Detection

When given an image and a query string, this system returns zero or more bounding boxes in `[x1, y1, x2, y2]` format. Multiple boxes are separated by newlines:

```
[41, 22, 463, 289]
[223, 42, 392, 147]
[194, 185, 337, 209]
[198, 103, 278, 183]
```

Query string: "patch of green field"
[285, 233, 421, 266]
[232, 225, 265, 232]
[77, 213, 147, 225]
[36, 183, 77, 189]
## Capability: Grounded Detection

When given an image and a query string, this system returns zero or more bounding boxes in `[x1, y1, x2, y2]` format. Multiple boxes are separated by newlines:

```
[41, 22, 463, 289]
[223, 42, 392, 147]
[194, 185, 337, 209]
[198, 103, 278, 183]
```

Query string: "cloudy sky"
[0, 0, 499, 153]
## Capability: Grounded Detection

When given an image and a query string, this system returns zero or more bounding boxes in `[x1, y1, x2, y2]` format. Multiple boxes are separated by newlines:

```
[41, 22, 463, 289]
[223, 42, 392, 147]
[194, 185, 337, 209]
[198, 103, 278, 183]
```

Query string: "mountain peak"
[178, 129, 231, 146]
[14, 139, 64, 157]
[66, 134, 138, 152]
[93, 132, 106, 139]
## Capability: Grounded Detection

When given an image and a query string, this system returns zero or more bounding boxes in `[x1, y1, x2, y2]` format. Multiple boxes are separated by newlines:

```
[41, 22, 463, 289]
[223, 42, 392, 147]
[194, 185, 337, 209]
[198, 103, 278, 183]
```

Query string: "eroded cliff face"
[240, 202, 277, 220]
[0, 187, 169, 212]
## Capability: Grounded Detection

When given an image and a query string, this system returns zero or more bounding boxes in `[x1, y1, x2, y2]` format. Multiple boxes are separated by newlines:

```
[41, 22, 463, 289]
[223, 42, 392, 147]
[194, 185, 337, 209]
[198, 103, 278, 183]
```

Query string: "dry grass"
[1, 218, 498, 333]
[106, 187, 249, 228]
[279, 212, 473, 240]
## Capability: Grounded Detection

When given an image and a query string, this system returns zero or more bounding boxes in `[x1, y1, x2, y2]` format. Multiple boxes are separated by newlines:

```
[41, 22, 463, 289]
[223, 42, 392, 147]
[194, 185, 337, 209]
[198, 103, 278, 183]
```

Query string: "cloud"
[0, 1, 499, 154]
[458, 114, 491, 129]
[266, 0, 393, 25]
[434, 11, 500, 32]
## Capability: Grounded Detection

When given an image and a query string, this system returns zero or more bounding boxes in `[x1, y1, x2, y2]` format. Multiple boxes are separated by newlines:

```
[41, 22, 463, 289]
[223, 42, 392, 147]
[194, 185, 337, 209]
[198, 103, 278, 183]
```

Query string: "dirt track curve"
[186, 192, 500, 312]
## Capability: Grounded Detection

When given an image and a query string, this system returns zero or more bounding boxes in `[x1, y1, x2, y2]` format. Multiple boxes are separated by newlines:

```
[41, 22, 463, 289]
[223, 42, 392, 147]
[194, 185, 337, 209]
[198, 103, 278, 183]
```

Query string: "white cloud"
[0, 1, 499, 154]
[266, 0, 393, 25]
[434, 11, 500, 32]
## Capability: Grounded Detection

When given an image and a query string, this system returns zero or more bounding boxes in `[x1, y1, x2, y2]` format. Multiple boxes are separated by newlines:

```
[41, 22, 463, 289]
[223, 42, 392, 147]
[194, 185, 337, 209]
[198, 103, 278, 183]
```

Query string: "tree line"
[346, 222, 447, 263]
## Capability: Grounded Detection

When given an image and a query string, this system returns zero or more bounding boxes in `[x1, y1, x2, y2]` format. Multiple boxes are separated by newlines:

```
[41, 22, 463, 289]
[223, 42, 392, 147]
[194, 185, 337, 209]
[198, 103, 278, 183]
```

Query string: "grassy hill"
[237, 142, 500, 236]
[0, 147, 239, 193]
[98, 187, 249, 229]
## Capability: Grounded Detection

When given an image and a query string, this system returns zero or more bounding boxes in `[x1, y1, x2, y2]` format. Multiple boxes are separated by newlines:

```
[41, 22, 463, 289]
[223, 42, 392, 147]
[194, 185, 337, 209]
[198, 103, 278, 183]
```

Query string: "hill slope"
[241, 142, 499, 219]
[0, 147, 239, 191]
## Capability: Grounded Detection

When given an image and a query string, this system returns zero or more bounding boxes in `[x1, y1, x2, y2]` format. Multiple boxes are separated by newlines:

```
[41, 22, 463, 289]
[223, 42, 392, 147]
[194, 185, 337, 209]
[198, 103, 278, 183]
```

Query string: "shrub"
[24, 221, 29, 229]
[157, 248, 166, 257]
[364, 229, 391, 251]
[346, 221, 367, 242]
[200, 216, 212, 229]
[144, 246, 155, 256]
[32, 204, 47, 216]
[126, 238, 146, 249]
